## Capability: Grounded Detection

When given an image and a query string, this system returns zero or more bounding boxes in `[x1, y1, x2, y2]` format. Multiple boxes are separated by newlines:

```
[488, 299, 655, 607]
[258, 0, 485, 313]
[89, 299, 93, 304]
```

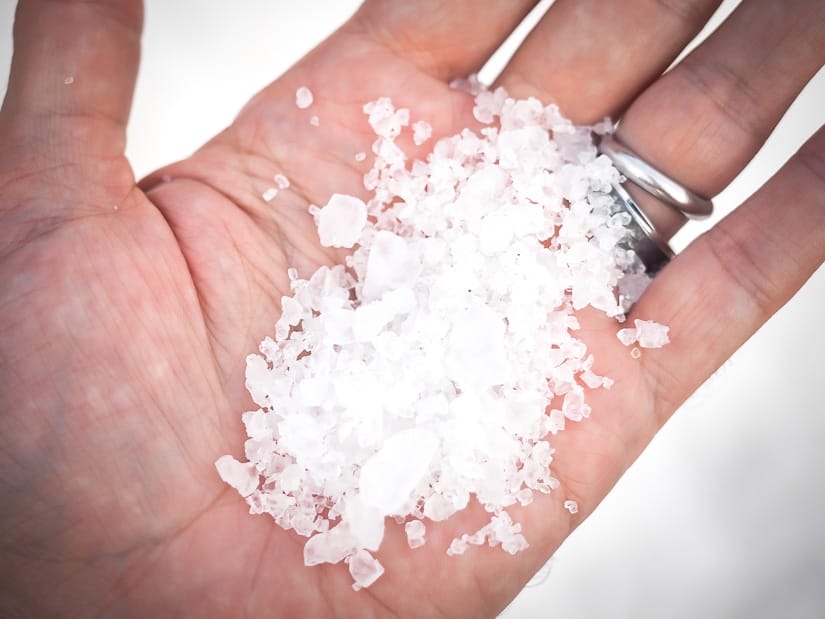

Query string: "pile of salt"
[217, 85, 667, 590]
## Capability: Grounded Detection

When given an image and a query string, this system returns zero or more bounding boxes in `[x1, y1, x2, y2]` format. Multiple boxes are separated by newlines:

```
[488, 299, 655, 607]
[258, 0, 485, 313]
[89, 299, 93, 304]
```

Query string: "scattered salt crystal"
[630, 347, 642, 359]
[616, 319, 670, 349]
[405, 520, 426, 549]
[63, 76, 74, 85]
[348, 549, 384, 591]
[354, 151, 367, 162]
[412, 120, 432, 146]
[314, 193, 367, 248]
[295, 86, 313, 109]
[635, 319, 670, 348]
[262, 187, 278, 202]
[310, 115, 320, 127]
[563, 500, 578, 514]
[274, 173, 290, 189]
[616, 327, 638, 347]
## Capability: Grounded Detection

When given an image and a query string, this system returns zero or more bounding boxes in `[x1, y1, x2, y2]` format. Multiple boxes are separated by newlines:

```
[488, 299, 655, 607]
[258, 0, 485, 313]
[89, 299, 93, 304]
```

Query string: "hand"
[1, 0, 823, 617]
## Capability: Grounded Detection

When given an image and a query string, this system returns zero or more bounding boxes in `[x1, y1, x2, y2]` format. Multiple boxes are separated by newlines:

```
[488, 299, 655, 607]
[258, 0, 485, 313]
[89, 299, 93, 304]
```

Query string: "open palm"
[1, 1, 823, 617]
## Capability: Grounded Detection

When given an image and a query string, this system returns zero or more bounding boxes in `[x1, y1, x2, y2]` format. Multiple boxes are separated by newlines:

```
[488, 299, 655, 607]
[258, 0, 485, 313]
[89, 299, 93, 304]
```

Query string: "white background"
[1, 1, 824, 617]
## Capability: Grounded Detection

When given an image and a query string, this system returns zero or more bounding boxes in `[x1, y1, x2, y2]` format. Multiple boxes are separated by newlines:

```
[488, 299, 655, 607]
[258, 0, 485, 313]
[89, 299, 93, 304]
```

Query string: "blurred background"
[1, 1, 823, 616]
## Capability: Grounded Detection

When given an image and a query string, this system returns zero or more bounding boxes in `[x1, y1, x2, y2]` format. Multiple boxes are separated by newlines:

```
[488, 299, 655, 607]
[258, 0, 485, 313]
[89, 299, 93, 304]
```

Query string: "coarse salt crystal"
[295, 86, 313, 109]
[275, 173, 290, 189]
[314, 193, 367, 248]
[354, 152, 367, 162]
[262, 187, 278, 202]
[412, 120, 432, 146]
[310, 115, 320, 127]
[616, 319, 670, 349]
[405, 520, 426, 549]
[348, 549, 384, 591]
[214, 455, 259, 497]
[563, 499, 578, 514]
[635, 319, 670, 348]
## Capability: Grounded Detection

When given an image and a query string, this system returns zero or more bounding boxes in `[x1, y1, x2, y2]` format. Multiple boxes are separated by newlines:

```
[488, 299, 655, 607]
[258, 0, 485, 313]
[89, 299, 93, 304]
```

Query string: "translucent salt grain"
[348, 549, 384, 591]
[214, 455, 259, 497]
[405, 520, 426, 549]
[295, 86, 313, 109]
[630, 347, 642, 359]
[563, 500, 578, 514]
[616, 327, 638, 347]
[354, 151, 367, 162]
[314, 193, 367, 248]
[310, 115, 320, 127]
[275, 173, 290, 189]
[262, 187, 278, 202]
[616, 319, 669, 349]
[412, 120, 432, 146]
[63, 76, 74, 85]
[635, 319, 670, 348]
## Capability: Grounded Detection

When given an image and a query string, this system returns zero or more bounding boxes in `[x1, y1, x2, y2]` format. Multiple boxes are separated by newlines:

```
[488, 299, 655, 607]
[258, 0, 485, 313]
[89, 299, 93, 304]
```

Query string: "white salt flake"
[314, 193, 367, 248]
[616, 327, 638, 347]
[262, 187, 279, 202]
[214, 455, 259, 497]
[412, 120, 432, 146]
[404, 520, 426, 549]
[563, 499, 578, 514]
[310, 115, 320, 127]
[63, 76, 74, 85]
[295, 86, 313, 109]
[616, 319, 669, 349]
[274, 173, 290, 189]
[635, 319, 670, 348]
[630, 347, 642, 359]
[354, 151, 367, 162]
[348, 549, 384, 591]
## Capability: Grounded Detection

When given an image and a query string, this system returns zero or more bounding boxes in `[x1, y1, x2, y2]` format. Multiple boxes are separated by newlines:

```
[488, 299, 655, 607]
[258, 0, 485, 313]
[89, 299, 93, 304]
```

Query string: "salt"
[217, 86, 668, 590]
[563, 500, 578, 514]
[310, 115, 320, 127]
[262, 187, 278, 202]
[616, 318, 670, 348]
[295, 86, 313, 109]
[314, 194, 367, 248]
[405, 520, 426, 549]
[412, 120, 432, 145]
[348, 549, 384, 591]
[214, 455, 259, 497]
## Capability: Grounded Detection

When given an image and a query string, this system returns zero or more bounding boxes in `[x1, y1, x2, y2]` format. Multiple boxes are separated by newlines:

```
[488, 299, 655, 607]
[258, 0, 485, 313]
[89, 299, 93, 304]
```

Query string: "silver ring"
[598, 134, 713, 219]
[608, 182, 673, 274]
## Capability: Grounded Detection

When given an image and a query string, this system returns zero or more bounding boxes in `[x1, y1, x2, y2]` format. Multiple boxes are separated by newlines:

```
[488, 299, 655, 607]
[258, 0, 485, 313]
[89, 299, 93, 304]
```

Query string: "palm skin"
[2, 2, 823, 618]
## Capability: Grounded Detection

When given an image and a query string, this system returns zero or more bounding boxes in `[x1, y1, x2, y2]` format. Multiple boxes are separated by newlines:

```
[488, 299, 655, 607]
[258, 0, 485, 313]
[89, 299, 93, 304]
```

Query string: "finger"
[348, 0, 539, 80]
[497, 0, 723, 123]
[636, 122, 825, 429]
[617, 0, 825, 205]
[0, 0, 142, 159]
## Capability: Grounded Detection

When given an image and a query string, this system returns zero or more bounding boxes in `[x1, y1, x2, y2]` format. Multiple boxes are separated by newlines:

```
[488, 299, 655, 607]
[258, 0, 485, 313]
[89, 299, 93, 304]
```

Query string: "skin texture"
[0, 0, 823, 617]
